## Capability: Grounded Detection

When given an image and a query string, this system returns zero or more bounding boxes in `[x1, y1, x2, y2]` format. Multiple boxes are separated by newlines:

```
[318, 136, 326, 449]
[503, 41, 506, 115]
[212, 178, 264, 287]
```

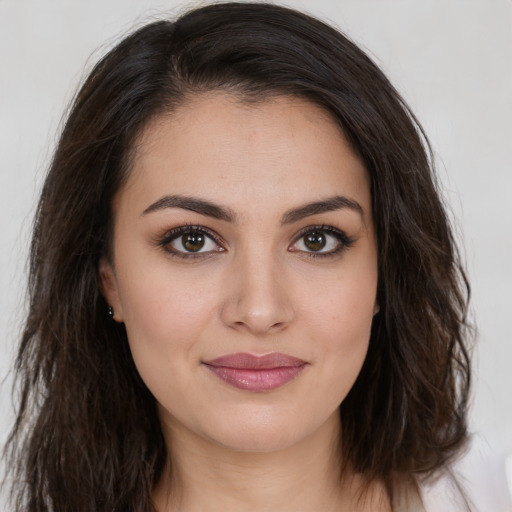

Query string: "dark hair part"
[5, 3, 471, 510]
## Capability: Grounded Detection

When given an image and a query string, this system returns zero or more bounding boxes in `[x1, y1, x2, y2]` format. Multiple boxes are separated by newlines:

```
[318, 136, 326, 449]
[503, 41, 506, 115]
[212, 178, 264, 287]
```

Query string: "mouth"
[202, 353, 307, 392]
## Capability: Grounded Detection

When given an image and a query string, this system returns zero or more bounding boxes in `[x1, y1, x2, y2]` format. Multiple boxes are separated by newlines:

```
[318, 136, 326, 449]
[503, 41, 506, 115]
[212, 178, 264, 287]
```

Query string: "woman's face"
[101, 93, 378, 453]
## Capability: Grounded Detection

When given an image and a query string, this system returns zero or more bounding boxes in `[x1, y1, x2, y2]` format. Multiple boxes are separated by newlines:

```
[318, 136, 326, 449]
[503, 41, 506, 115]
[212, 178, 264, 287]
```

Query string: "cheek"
[303, 254, 377, 334]
[312, 300, 372, 384]
[113, 259, 221, 373]
[114, 266, 225, 429]
[301, 267, 377, 396]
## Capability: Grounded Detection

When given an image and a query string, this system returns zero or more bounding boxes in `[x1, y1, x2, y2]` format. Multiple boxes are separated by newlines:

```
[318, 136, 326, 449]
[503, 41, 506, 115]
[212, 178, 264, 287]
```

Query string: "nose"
[220, 251, 295, 336]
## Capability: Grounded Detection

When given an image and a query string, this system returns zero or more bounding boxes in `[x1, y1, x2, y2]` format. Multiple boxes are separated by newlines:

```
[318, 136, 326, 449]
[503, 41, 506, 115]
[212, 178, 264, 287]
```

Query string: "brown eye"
[289, 226, 353, 257]
[182, 232, 205, 252]
[303, 232, 326, 252]
[163, 227, 224, 257]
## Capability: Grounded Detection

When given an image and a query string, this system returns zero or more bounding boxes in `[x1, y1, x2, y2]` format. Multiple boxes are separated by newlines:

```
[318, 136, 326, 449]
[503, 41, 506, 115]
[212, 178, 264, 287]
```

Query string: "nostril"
[219, 271, 295, 334]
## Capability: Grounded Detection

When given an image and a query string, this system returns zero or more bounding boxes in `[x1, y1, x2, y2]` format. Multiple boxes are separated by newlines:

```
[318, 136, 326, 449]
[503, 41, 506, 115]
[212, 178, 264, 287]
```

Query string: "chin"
[211, 427, 306, 454]
[198, 404, 340, 454]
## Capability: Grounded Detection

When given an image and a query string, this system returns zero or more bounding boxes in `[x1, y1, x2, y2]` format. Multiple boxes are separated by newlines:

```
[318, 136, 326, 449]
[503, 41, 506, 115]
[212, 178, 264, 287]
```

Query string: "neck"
[153, 412, 390, 512]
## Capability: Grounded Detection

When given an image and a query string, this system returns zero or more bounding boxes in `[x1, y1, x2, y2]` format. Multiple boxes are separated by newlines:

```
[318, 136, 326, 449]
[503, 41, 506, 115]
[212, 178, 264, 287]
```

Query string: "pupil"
[183, 232, 205, 252]
[304, 232, 326, 251]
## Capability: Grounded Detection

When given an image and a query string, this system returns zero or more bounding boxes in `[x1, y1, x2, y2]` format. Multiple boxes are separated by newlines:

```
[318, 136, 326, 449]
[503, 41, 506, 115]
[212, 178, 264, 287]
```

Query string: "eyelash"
[156, 224, 355, 260]
[290, 225, 355, 259]
[157, 225, 225, 260]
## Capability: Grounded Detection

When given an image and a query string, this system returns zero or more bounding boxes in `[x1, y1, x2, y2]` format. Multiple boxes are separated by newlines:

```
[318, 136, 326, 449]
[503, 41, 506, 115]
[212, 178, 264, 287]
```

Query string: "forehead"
[121, 92, 371, 219]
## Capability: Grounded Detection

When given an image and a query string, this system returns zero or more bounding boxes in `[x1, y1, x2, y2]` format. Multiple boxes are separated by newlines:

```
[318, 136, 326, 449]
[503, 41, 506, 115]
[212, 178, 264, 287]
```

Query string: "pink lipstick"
[203, 353, 307, 392]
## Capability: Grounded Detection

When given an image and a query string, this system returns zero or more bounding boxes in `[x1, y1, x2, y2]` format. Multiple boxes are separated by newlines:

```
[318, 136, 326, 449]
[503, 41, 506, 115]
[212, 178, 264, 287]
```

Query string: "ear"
[373, 302, 380, 316]
[99, 256, 123, 322]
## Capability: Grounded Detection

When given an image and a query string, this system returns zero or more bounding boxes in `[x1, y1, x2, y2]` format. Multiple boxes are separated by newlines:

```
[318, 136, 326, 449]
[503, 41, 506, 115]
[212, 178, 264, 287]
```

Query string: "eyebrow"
[142, 194, 364, 224]
[142, 195, 236, 222]
[281, 195, 364, 224]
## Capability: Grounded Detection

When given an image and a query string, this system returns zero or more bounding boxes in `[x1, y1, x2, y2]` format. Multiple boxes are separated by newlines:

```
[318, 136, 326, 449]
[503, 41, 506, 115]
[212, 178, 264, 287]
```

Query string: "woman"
[5, 3, 472, 511]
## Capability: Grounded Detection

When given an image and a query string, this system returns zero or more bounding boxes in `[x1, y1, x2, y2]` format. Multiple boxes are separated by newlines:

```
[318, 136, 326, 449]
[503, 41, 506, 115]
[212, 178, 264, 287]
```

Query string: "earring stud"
[108, 306, 114, 318]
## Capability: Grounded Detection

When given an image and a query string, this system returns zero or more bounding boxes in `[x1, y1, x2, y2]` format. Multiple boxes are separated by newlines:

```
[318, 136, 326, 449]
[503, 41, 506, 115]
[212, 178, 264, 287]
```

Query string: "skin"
[100, 93, 388, 511]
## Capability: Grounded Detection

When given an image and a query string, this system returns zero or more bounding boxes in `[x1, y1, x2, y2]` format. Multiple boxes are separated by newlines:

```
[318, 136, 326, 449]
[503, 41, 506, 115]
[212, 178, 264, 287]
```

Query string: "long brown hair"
[5, 3, 472, 510]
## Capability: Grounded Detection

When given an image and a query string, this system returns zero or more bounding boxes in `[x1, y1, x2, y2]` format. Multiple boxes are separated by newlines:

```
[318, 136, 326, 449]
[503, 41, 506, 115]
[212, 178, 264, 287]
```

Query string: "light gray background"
[1, 1, 511, 510]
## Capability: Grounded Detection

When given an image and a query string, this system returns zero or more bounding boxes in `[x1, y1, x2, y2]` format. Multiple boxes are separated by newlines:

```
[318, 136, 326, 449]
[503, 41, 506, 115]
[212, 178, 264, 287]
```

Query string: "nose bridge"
[220, 243, 294, 335]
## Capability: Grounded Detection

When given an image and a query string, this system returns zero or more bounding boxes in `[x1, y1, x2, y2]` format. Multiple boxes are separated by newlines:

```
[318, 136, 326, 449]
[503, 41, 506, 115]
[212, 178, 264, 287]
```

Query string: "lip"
[203, 353, 307, 392]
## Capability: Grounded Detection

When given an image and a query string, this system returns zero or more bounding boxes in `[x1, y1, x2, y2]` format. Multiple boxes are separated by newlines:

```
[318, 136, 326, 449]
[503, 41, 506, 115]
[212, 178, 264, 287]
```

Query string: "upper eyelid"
[156, 226, 225, 259]
[292, 224, 349, 240]
[289, 225, 355, 253]
[160, 223, 346, 239]
[160, 225, 223, 244]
